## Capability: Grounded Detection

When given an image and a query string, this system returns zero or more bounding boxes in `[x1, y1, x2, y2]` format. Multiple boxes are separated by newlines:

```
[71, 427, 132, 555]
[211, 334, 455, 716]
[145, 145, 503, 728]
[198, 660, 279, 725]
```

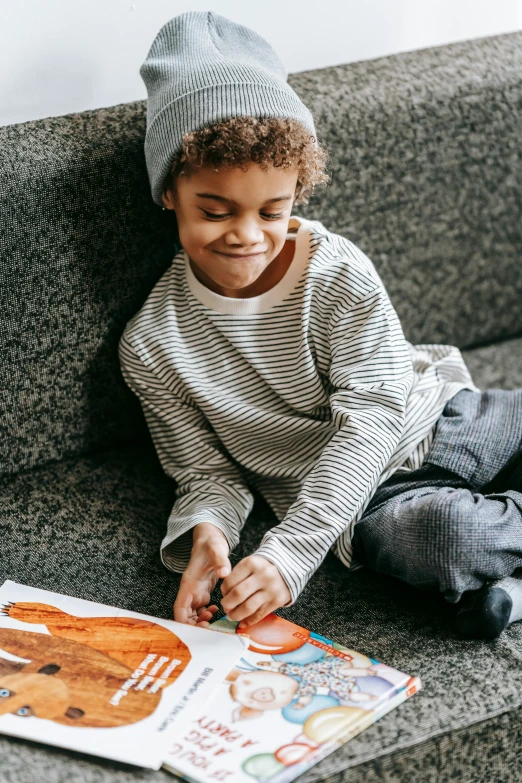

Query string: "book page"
[163, 614, 420, 783]
[0, 581, 247, 769]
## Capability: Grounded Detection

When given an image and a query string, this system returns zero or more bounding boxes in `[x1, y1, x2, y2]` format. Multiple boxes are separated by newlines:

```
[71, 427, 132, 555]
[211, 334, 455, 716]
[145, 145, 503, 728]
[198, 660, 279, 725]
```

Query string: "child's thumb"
[211, 548, 231, 579]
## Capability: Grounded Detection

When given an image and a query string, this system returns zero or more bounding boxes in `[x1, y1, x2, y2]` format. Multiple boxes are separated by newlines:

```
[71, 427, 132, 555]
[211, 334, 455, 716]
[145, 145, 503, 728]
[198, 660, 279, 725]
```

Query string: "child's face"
[162, 162, 299, 298]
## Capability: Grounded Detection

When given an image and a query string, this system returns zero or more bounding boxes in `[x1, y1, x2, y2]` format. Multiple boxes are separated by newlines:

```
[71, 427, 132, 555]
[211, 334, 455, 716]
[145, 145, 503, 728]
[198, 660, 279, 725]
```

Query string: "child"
[119, 11, 522, 641]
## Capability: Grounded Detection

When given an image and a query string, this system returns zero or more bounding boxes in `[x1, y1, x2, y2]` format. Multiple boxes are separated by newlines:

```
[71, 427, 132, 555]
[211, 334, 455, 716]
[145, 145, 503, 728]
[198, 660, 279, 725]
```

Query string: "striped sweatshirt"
[118, 215, 481, 604]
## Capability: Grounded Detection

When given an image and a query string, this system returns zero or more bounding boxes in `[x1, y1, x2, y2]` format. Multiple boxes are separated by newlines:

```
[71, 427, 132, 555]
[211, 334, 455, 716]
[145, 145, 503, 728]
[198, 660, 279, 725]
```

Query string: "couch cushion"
[2, 32, 521, 479]
[2, 335, 522, 782]
[461, 333, 522, 391]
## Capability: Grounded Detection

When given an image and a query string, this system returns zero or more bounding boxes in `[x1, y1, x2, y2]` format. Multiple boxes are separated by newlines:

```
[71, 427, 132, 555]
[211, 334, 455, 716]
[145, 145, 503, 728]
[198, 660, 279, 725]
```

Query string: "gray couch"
[1, 29, 522, 783]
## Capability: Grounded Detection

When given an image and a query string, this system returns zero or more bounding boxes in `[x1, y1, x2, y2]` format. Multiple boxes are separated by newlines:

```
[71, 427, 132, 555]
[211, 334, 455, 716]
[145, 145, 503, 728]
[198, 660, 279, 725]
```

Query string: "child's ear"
[162, 190, 176, 211]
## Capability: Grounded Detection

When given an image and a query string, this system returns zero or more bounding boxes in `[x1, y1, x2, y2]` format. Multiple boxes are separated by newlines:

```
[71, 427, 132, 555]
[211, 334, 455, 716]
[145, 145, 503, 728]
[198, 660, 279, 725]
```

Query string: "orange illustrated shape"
[1, 602, 190, 686]
[275, 743, 315, 766]
[0, 600, 193, 728]
[237, 614, 310, 655]
[0, 629, 162, 727]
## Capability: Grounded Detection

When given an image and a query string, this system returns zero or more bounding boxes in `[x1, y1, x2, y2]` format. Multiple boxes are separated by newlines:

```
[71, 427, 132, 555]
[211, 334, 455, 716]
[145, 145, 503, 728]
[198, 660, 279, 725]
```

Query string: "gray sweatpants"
[352, 389, 522, 603]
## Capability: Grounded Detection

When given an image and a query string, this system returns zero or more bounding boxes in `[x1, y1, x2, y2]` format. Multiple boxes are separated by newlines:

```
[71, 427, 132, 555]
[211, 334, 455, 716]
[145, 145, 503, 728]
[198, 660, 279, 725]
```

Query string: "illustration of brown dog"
[0, 601, 192, 728]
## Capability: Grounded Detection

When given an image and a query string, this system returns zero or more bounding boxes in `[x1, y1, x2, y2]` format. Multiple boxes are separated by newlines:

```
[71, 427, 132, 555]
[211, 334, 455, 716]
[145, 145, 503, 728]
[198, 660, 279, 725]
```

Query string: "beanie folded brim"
[145, 83, 317, 206]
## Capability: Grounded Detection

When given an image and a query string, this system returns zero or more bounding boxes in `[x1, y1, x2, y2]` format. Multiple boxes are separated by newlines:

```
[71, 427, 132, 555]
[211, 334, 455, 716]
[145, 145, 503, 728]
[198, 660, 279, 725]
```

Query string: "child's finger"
[221, 558, 255, 596]
[225, 590, 265, 623]
[209, 546, 232, 579]
[195, 610, 214, 623]
[173, 586, 196, 624]
[195, 605, 219, 623]
[237, 600, 272, 629]
[197, 604, 219, 616]
[220, 575, 260, 613]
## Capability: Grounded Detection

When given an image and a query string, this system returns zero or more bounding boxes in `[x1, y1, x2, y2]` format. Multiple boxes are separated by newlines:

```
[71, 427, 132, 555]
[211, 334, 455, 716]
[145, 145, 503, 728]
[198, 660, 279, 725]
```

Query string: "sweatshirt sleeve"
[252, 285, 414, 604]
[118, 331, 255, 573]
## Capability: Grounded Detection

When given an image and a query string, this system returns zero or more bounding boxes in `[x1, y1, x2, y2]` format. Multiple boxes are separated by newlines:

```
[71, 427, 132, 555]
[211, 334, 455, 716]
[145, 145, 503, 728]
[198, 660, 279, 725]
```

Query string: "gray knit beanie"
[139, 11, 317, 207]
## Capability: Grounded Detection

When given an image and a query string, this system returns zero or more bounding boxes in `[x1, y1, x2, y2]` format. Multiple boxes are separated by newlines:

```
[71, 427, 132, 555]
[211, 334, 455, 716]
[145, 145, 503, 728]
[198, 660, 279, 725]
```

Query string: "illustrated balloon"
[282, 694, 339, 724]
[303, 706, 369, 744]
[350, 675, 393, 698]
[292, 732, 320, 748]
[242, 753, 285, 780]
[237, 614, 310, 655]
[272, 644, 325, 665]
[275, 743, 314, 766]
[271, 630, 334, 664]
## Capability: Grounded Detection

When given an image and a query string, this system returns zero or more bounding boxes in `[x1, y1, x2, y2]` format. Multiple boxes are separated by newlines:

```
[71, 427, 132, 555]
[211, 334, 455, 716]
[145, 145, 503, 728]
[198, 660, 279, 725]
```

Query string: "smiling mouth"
[216, 251, 265, 259]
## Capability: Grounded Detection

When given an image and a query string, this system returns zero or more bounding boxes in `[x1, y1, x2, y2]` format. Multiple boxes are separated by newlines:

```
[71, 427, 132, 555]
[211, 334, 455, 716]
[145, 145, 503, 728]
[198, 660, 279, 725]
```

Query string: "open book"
[0, 580, 247, 769]
[0, 581, 420, 778]
[163, 613, 421, 783]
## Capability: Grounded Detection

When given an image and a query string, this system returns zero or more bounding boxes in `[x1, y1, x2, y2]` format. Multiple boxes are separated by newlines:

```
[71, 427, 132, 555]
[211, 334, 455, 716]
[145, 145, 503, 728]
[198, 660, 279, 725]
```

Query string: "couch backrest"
[0, 103, 180, 476]
[291, 31, 522, 353]
[1, 32, 521, 477]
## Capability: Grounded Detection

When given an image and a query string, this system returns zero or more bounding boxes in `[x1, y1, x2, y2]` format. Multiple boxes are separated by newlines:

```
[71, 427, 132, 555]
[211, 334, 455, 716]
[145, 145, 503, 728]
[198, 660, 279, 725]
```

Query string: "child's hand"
[220, 555, 291, 629]
[173, 523, 231, 626]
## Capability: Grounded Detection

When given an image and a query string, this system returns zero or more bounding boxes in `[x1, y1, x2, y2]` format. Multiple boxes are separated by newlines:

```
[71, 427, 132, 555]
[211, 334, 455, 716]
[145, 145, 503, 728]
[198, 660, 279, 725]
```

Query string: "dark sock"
[452, 572, 522, 640]
[493, 572, 522, 623]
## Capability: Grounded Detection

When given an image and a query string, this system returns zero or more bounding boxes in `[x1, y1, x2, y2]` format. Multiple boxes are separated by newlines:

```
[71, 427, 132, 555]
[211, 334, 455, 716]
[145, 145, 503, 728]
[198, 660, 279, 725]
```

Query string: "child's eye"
[202, 211, 231, 220]
[202, 210, 283, 221]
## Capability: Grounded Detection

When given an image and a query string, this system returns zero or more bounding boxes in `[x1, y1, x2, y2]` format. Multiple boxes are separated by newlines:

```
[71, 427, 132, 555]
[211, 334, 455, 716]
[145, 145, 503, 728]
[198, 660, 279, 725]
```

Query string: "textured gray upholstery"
[1, 29, 522, 783]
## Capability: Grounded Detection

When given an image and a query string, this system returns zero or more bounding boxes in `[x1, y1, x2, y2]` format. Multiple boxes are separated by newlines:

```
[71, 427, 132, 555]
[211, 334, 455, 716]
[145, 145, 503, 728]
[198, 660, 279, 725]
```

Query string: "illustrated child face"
[162, 161, 299, 298]
[229, 670, 299, 712]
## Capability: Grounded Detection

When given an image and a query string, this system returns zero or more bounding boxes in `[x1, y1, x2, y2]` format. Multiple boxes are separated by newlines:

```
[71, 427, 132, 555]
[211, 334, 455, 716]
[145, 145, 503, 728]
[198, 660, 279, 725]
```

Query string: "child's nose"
[224, 220, 264, 248]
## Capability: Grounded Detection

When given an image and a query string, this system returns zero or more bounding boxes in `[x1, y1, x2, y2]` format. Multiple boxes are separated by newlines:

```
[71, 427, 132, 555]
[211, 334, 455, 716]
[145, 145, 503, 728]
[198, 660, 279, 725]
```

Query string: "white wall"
[2, 0, 521, 127]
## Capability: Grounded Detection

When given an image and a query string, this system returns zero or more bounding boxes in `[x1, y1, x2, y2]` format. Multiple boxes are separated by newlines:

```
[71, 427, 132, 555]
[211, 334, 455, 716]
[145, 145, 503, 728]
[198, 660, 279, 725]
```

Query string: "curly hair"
[162, 116, 330, 207]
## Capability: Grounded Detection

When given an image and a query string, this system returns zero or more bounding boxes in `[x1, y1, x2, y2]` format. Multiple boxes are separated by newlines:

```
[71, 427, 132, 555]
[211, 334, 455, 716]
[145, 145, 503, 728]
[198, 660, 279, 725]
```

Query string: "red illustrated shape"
[275, 743, 315, 766]
[236, 614, 310, 654]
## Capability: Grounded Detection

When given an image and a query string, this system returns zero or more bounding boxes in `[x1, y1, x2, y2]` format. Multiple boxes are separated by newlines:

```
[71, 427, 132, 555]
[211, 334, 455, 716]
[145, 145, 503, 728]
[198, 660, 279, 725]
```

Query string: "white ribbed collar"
[183, 215, 312, 315]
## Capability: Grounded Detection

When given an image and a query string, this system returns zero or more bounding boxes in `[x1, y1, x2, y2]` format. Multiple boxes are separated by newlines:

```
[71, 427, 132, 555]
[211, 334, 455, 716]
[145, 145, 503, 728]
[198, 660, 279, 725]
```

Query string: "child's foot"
[453, 572, 522, 640]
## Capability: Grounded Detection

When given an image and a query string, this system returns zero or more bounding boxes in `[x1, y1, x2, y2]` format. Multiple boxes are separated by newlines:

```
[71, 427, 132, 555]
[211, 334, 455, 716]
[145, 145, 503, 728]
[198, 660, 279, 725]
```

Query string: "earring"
[162, 206, 166, 211]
